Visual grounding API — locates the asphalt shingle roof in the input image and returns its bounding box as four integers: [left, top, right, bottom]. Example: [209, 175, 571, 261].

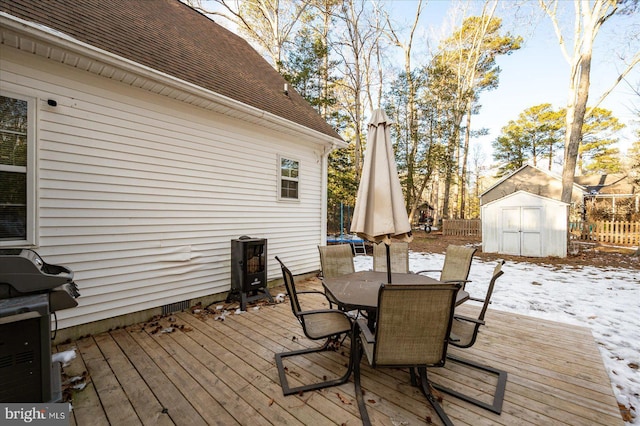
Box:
[574, 174, 637, 194]
[1, 0, 341, 140]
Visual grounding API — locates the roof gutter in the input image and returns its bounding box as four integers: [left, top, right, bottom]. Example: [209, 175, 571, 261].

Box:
[0, 13, 347, 149]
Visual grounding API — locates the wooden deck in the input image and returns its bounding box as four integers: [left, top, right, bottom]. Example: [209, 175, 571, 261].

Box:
[56, 278, 623, 426]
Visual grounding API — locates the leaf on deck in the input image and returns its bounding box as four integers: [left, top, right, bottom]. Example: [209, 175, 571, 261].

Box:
[336, 392, 352, 405]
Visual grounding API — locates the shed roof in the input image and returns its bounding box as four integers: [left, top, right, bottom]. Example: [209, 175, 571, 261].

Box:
[480, 164, 586, 205]
[0, 0, 342, 143]
[482, 189, 569, 208]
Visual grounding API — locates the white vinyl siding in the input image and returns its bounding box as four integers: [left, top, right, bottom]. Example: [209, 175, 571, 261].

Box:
[1, 47, 328, 329]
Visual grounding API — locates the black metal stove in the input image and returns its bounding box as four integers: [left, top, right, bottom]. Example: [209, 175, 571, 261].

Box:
[227, 236, 273, 311]
[0, 249, 80, 403]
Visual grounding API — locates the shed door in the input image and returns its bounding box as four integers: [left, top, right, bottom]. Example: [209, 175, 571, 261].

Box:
[520, 207, 542, 256]
[501, 208, 521, 255]
[500, 207, 542, 256]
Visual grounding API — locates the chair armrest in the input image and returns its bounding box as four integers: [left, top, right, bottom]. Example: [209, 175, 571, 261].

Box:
[453, 314, 485, 326]
[297, 290, 328, 296]
[468, 296, 486, 303]
[443, 278, 472, 290]
[297, 290, 334, 305]
[355, 318, 375, 343]
[415, 269, 442, 275]
[298, 308, 352, 323]
[298, 308, 349, 316]
[442, 279, 471, 284]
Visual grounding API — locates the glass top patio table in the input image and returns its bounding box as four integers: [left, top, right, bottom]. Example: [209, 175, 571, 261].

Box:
[322, 271, 469, 312]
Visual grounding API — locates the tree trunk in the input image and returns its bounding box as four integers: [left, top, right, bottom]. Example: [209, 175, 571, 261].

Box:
[321, 2, 331, 120]
[442, 125, 459, 219]
[459, 103, 472, 219]
[561, 50, 592, 205]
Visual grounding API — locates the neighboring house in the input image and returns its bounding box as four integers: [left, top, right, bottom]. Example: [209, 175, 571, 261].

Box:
[574, 174, 640, 220]
[480, 165, 586, 258]
[575, 173, 635, 195]
[0, 0, 345, 336]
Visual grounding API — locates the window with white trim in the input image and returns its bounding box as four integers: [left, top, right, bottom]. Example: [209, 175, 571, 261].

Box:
[1, 93, 34, 244]
[278, 156, 299, 200]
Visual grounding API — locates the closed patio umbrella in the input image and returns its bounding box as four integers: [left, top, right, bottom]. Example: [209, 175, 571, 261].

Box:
[350, 108, 412, 283]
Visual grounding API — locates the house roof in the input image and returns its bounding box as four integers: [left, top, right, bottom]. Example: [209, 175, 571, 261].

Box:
[0, 0, 343, 144]
[574, 174, 637, 195]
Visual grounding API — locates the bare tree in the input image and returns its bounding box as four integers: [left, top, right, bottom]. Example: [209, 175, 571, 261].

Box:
[431, 1, 521, 218]
[384, 0, 425, 216]
[332, 0, 384, 180]
[188, 0, 311, 71]
[470, 143, 488, 218]
[309, 0, 342, 119]
[539, 0, 639, 206]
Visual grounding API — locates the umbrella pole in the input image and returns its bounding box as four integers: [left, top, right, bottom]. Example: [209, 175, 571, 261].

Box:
[386, 243, 392, 284]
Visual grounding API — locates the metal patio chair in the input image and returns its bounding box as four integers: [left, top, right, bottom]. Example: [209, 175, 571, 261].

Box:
[274, 256, 355, 395]
[318, 244, 355, 278]
[372, 241, 409, 273]
[417, 244, 477, 289]
[353, 283, 461, 426]
[433, 260, 508, 414]
[318, 244, 356, 308]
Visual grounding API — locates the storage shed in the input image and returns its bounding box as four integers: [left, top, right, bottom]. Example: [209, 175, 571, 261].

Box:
[481, 191, 569, 257]
[480, 165, 585, 258]
[481, 165, 584, 207]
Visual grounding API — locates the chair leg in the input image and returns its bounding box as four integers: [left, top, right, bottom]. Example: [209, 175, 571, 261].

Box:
[360, 364, 452, 426]
[417, 367, 454, 426]
[409, 367, 419, 386]
[353, 334, 372, 426]
[432, 354, 507, 414]
[275, 337, 353, 396]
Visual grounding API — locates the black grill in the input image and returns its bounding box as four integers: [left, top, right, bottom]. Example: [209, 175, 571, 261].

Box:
[0, 249, 80, 403]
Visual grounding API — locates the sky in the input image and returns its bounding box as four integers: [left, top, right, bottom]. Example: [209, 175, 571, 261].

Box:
[203, 0, 639, 167]
[386, 0, 640, 165]
[352, 250, 640, 425]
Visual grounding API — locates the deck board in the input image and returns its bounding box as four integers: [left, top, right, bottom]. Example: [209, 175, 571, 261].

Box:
[109, 328, 208, 426]
[56, 278, 624, 426]
[175, 312, 344, 426]
[127, 324, 237, 426]
[75, 336, 142, 425]
[93, 332, 173, 426]
[56, 340, 109, 426]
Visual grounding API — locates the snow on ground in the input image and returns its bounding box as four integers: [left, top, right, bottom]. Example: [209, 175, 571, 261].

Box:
[353, 252, 639, 425]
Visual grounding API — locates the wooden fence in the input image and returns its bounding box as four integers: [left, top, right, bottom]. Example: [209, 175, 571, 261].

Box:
[440, 219, 638, 246]
[570, 220, 640, 246]
[442, 219, 482, 237]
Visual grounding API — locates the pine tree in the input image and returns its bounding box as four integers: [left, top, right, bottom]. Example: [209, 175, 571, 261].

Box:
[579, 108, 624, 174]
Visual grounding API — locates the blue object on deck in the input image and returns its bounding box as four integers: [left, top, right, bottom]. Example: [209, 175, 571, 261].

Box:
[326, 235, 364, 244]
[326, 234, 367, 256]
